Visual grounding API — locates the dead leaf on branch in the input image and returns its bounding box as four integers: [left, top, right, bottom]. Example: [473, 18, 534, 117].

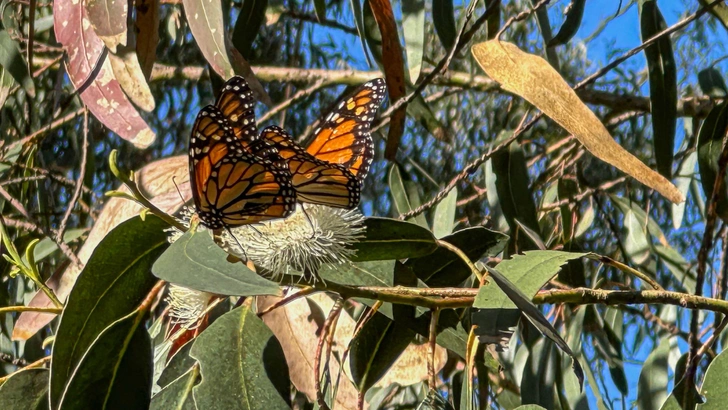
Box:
[471, 40, 684, 204]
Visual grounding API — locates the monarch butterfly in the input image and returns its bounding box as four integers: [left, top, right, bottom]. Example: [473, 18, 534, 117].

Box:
[260, 78, 387, 208]
[189, 102, 295, 230]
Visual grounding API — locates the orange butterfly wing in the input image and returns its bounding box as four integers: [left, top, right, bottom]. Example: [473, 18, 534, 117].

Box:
[189, 106, 295, 229]
[261, 126, 360, 208]
[306, 78, 386, 182]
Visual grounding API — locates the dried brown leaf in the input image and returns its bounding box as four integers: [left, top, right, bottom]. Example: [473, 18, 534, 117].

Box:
[471, 40, 683, 203]
[109, 46, 156, 112]
[134, 0, 159, 79]
[85, 0, 128, 52]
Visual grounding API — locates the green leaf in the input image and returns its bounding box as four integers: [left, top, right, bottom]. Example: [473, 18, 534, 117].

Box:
[318, 259, 396, 287]
[432, 188, 457, 238]
[0, 29, 34, 97]
[0, 368, 49, 410]
[152, 229, 280, 296]
[548, 0, 586, 46]
[349, 313, 416, 393]
[514, 406, 548, 410]
[401, 0, 424, 82]
[698, 101, 728, 222]
[699, 345, 728, 409]
[50, 216, 168, 407]
[58, 311, 153, 409]
[388, 165, 428, 228]
[699, 0, 728, 33]
[190, 305, 291, 409]
[653, 244, 696, 292]
[698, 67, 728, 98]
[151, 366, 198, 410]
[637, 337, 670, 410]
[482, 265, 584, 391]
[624, 207, 651, 265]
[672, 150, 697, 229]
[432, 0, 456, 50]
[406, 227, 508, 286]
[0, 66, 14, 109]
[640, 0, 677, 179]
[350, 217, 438, 262]
[313, 0, 326, 22]
[611, 195, 668, 245]
[491, 135, 540, 251]
[232, 0, 268, 59]
[407, 93, 451, 142]
[521, 339, 555, 408]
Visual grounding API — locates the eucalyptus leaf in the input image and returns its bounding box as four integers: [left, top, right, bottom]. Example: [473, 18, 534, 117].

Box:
[0, 368, 49, 410]
[350, 217, 438, 262]
[190, 305, 291, 409]
[152, 229, 280, 296]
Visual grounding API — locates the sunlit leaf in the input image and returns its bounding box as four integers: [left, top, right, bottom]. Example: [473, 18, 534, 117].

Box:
[432, 188, 457, 238]
[672, 149, 697, 229]
[182, 0, 234, 78]
[471, 40, 683, 203]
[401, 0, 425, 82]
[190, 305, 291, 409]
[152, 229, 281, 296]
[640, 0, 677, 179]
[637, 337, 670, 410]
[50, 216, 168, 407]
[389, 165, 428, 228]
[699, 345, 728, 409]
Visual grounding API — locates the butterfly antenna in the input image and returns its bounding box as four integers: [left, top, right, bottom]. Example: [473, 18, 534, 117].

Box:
[301, 204, 316, 239]
[224, 226, 248, 260]
[171, 176, 186, 206]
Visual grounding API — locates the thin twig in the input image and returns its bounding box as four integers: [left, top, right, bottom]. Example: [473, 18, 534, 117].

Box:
[428, 308, 440, 390]
[57, 108, 88, 242]
[258, 79, 327, 124]
[6, 108, 85, 153]
[314, 298, 343, 410]
[0, 305, 63, 315]
[257, 287, 317, 316]
[0, 185, 81, 266]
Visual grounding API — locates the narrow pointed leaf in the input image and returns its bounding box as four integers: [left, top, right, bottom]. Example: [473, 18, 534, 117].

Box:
[401, 0, 425, 82]
[640, 0, 677, 179]
[134, 0, 160, 79]
[0, 29, 34, 97]
[637, 337, 670, 410]
[698, 101, 728, 222]
[190, 305, 291, 409]
[350, 217, 438, 261]
[471, 40, 683, 203]
[672, 150, 697, 229]
[368, 0, 406, 160]
[548, 0, 586, 46]
[183, 0, 234, 78]
[432, 188, 457, 238]
[233, 0, 268, 59]
[313, 0, 326, 22]
[152, 229, 281, 296]
[318, 259, 396, 287]
[151, 366, 199, 410]
[50, 216, 168, 407]
[432, 0, 456, 49]
[389, 165, 428, 228]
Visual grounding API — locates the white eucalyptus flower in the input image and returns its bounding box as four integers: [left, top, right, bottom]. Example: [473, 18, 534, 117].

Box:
[166, 284, 213, 328]
[223, 204, 366, 279]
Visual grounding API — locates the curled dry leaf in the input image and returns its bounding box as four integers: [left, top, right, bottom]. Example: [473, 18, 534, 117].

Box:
[471, 40, 684, 204]
[12, 156, 190, 341]
[54, 0, 156, 148]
